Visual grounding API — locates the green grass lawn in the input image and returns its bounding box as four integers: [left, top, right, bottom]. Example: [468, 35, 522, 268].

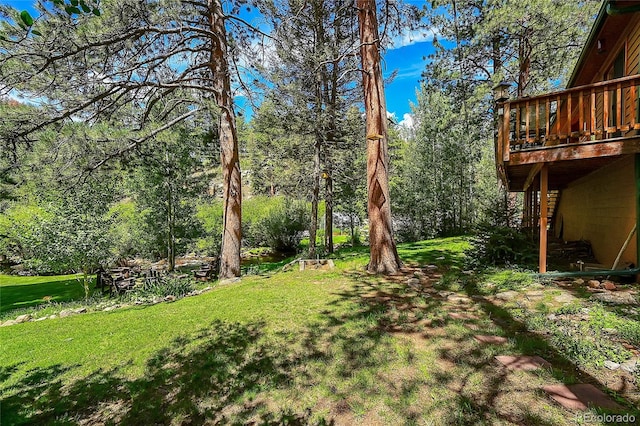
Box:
[1, 237, 637, 425]
[0, 274, 89, 315]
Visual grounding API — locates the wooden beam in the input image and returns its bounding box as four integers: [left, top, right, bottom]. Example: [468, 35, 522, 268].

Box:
[506, 138, 640, 166]
[539, 164, 548, 274]
[523, 163, 543, 191]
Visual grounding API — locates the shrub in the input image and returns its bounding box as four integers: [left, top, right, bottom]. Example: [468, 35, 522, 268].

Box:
[252, 198, 309, 252]
[466, 226, 537, 268]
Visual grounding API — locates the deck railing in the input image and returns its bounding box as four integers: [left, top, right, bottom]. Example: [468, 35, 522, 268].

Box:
[497, 74, 640, 163]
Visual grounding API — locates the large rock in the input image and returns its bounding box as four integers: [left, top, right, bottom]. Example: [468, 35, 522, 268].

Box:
[621, 359, 639, 374]
[604, 360, 620, 370]
[588, 280, 601, 289]
[59, 310, 74, 318]
[602, 280, 617, 291]
[591, 292, 637, 305]
[15, 314, 32, 323]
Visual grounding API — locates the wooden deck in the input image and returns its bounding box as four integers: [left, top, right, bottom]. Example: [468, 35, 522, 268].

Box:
[497, 75, 640, 191]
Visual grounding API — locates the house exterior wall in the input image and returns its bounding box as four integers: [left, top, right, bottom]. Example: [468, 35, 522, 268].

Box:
[554, 155, 636, 267]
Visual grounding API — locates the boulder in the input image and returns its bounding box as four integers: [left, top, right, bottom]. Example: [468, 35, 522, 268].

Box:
[588, 280, 601, 289]
[591, 292, 637, 305]
[59, 310, 74, 318]
[621, 359, 639, 374]
[603, 280, 617, 291]
[15, 314, 32, 323]
[604, 360, 620, 370]
[1, 320, 17, 327]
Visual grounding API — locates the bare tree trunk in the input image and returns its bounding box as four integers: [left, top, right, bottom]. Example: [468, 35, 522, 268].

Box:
[166, 151, 176, 272]
[167, 184, 175, 272]
[209, 0, 241, 278]
[325, 161, 333, 253]
[357, 0, 402, 274]
[350, 214, 356, 247]
[309, 136, 321, 258]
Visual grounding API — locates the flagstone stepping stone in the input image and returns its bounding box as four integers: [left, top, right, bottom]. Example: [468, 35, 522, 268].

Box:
[553, 292, 578, 304]
[542, 384, 624, 411]
[524, 291, 545, 299]
[495, 291, 519, 301]
[474, 335, 508, 344]
[495, 355, 551, 370]
[449, 312, 479, 320]
[447, 294, 472, 304]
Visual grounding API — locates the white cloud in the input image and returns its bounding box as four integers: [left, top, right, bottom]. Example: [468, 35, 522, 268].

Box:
[389, 27, 438, 49]
[398, 113, 414, 129]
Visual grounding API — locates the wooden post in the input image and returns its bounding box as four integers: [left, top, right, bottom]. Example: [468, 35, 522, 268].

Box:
[535, 100, 540, 142]
[526, 100, 530, 141]
[545, 98, 550, 140]
[503, 103, 511, 161]
[616, 83, 622, 130]
[631, 84, 637, 129]
[566, 94, 572, 141]
[539, 164, 549, 273]
[556, 95, 561, 137]
[579, 90, 584, 136]
[591, 89, 596, 138]
[636, 154, 640, 269]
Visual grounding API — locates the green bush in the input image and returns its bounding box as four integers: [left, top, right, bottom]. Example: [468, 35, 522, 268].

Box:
[196, 196, 310, 253]
[252, 198, 309, 253]
[466, 226, 537, 268]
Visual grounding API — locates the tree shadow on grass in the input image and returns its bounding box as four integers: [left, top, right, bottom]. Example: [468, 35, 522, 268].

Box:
[442, 278, 640, 423]
[335, 265, 640, 424]
[1, 320, 333, 425]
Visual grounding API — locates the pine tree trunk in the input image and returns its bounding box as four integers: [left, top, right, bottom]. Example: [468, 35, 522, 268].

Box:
[357, 0, 402, 274]
[325, 164, 333, 253]
[168, 193, 175, 272]
[209, 0, 241, 278]
[309, 136, 321, 258]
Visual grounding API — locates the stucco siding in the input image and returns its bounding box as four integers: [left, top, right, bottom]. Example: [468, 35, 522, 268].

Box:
[554, 156, 636, 267]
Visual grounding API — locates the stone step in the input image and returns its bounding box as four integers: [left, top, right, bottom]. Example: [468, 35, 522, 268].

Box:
[542, 384, 624, 411]
[474, 335, 508, 344]
[495, 355, 551, 371]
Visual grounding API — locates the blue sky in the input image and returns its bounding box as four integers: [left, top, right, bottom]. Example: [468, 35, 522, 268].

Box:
[384, 41, 432, 122]
[3, 0, 432, 122]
